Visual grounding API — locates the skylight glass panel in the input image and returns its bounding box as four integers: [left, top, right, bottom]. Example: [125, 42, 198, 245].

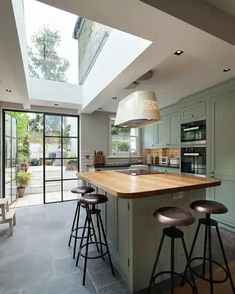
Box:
[24, 0, 78, 84]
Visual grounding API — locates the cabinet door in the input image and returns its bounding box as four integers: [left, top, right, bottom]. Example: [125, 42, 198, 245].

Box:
[158, 115, 170, 146]
[142, 125, 154, 148]
[170, 112, 180, 146]
[181, 100, 206, 121]
[208, 94, 235, 228]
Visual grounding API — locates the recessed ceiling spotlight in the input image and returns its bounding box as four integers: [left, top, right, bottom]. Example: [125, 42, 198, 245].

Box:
[5, 89, 12, 93]
[112, 96, 117, 100]
[98, 107, 102, 110]
[54, 103, 59, 106]
[223, 68, 231, 72]
[174, 50, 184, 56]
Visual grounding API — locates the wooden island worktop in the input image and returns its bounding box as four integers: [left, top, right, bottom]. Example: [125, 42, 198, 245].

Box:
[78, 170, 221, 198]
[77, 170, 221, 292]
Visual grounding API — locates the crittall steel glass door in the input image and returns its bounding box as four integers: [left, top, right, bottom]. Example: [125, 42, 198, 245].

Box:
[4, 113, 17, 204]
[43, 114, 80, 203]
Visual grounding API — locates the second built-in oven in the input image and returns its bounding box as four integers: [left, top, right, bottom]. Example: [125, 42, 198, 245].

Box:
[181, 147, 206, 176]
[181, 119, 206, 145]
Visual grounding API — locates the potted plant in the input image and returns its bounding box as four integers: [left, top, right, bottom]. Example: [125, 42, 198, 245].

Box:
[17, 171, 32, 198]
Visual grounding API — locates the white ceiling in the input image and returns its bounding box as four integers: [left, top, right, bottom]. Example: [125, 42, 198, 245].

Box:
[1, 0, 235, 113]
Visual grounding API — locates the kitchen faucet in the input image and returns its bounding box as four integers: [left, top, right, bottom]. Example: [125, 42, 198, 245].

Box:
[129, 148, 137, 164]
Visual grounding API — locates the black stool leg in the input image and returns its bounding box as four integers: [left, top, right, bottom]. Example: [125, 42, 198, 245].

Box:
[82, 210, 91, 285]
[96, 212, 104, 259]
[181, 236, 198, 294]
[68, 201, 79, 247]
[98, 212, 115, 276]
[90, 215, 100, 253]
[207, 215, 213, 294]
[171, 235, 175, 294]
[147, 233, 165, 294]
[73, 202, 81, 259]
[215, 224, 235, 293]
[202, 221, 208, 277]
[181, 221, 201, 285]
[76, 213, 88, 266]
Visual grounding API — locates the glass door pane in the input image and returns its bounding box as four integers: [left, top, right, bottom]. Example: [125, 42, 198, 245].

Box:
[43, 114, 79, 203]
[4, 113, 17, 204]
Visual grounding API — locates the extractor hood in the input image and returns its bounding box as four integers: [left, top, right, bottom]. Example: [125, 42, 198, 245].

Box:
[115, 90, 160, 128]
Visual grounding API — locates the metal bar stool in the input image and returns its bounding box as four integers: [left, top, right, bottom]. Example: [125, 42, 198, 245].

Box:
[76, 193, 115, 285]
[182, 200, 235, 294]
[68, 186, 97, 259]
[148, 207, 197, 294]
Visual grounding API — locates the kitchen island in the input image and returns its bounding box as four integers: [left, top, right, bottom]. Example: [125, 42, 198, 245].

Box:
[78, 171, 221, 292]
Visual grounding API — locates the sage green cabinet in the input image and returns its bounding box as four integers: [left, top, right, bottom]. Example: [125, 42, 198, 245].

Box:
[141, 105, 180, 148]
[150, 165, 180, 174]
[207, 92, 235, 228]
[158, 114, 170, 146]
[180, 97, 206, 122]
[141, 124, 158, 148]
[158, 108, 180, 147]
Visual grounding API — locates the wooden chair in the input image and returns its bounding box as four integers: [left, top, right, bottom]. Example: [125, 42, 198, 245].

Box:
[0, 199, 16, 236]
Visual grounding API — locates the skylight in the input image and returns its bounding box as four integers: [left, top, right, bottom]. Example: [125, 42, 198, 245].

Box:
[24, 0, 78, 84]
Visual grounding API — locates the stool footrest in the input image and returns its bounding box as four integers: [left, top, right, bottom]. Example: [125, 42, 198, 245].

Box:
[189, 257, 228, 283]
[71, 226, 95, 240]
[79, 241, 108, 260]
[153, 270, 196, 293]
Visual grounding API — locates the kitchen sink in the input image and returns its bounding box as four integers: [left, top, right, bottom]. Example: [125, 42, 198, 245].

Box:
[115, 169, 165, 176]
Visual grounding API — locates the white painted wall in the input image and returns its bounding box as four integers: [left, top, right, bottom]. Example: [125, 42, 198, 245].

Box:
[82, 29, 151, 110]
[80, 111, 110, 154]
[28, 78, 83, 106]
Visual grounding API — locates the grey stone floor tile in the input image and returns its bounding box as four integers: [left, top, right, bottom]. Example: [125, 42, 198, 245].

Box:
[0, 252, 55, 293]
[54, 256, 78, 277]
[87, 257, 121, 289]
[98, 280, 131, 294]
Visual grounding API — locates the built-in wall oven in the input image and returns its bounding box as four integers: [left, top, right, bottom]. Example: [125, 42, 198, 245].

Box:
[181, 147, 206, 175]
[181, 119, 206, 176]
[181, 119, 206, 145]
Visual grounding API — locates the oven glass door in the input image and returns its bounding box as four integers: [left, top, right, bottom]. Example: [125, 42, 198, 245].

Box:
[181, 147, 206, 175]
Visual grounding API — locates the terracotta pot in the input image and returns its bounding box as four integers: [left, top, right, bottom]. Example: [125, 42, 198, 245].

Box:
[17, 187, 25, 198]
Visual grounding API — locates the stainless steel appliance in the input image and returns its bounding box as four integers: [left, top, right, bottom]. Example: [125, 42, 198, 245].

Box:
[181, 119, 206, 145]
[159, 156, 169, 165]
[181, 147, 206, 176]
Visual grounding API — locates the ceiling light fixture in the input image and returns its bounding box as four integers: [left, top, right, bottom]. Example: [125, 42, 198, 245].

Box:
[112, 96, 117, 100]
[115, 90, 160, 128]
[223, 68, 231, 72]
[5, 89, 12, 92]
[174, 50, 184, 56]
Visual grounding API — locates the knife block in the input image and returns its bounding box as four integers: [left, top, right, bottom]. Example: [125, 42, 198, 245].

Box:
[94, 155, 105, 166]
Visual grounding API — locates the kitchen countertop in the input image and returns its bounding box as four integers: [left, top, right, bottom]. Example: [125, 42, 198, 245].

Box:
[87, 164, 179, 169]
[78, 171, 220, 199]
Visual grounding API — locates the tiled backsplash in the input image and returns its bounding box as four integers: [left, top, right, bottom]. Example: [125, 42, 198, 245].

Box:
[142, 148, 180, 158]
[80, 150, 146, 171]
[80, 148, 179, 171]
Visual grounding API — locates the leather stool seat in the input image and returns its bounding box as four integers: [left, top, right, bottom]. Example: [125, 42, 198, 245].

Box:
[190, 200, 228, 214]
[154, 207, 194, 227]
[79, 194, 108, 205]
[71, 186, 94, 194]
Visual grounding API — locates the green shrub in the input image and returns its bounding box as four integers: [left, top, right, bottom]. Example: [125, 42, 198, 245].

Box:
[17, 171, 32, 187]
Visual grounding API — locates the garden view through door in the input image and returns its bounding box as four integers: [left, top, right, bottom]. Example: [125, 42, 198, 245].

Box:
[43, 114, 80, 203]
[3, 111, 80, 206]
[4, 113, 17, 204]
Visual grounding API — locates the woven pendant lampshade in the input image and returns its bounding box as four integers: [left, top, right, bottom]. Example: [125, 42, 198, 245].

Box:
[115, 90, 160, 128]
